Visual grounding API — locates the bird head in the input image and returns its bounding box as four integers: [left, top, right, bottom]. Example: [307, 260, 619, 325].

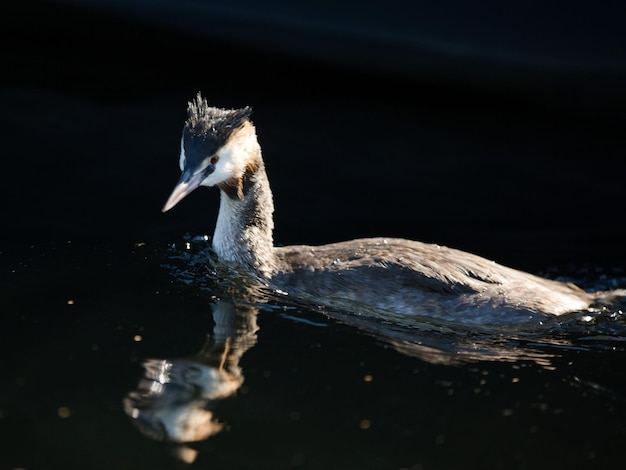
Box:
[162, 93, 255, 212]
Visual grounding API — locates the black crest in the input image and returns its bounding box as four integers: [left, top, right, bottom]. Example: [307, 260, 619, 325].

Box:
[185, 92, 252, 142]
[181, 93, 253, 172]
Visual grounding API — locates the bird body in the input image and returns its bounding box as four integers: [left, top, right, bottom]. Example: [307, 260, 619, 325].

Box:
[271, 238, 593, 325]
[163, 94, 623, 327]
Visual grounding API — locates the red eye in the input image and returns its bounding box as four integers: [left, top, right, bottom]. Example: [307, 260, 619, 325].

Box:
[210, 156, 219, 165]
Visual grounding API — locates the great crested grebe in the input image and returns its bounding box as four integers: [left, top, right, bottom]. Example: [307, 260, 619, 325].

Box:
[163, 93, 624, 327]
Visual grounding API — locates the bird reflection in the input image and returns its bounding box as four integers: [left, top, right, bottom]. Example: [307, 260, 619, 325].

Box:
[315, 302, 626, 368]
[311, 306, 564, 367]
[123, 300, 258, 449]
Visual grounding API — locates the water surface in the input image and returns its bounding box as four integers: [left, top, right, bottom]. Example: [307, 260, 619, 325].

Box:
[3, 239, 626, 469]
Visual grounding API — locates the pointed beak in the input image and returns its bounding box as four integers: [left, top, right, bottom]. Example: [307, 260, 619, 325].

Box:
[162, 171, 207, 212]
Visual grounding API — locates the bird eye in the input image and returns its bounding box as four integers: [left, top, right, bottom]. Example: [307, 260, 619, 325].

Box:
[210, 156, 219, 165]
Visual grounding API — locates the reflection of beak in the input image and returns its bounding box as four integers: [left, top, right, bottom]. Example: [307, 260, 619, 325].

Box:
[162, 171, 207, 212]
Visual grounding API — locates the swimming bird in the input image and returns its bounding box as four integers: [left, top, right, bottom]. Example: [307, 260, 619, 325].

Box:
[162, 93, 624, 327]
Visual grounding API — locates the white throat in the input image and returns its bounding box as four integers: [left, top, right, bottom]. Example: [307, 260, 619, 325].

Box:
[213, 194, 247, 261]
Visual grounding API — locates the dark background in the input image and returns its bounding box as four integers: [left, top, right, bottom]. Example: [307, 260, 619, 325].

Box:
[2, 3, 626, 469]
[3, 0, 626, 268]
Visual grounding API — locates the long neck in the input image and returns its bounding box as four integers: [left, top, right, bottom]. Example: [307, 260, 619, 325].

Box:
[212, 160, 276, 278]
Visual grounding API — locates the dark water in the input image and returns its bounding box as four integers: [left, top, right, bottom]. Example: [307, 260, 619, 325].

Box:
[4, 239, 626, 469]
[3, 1, 626, 469]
